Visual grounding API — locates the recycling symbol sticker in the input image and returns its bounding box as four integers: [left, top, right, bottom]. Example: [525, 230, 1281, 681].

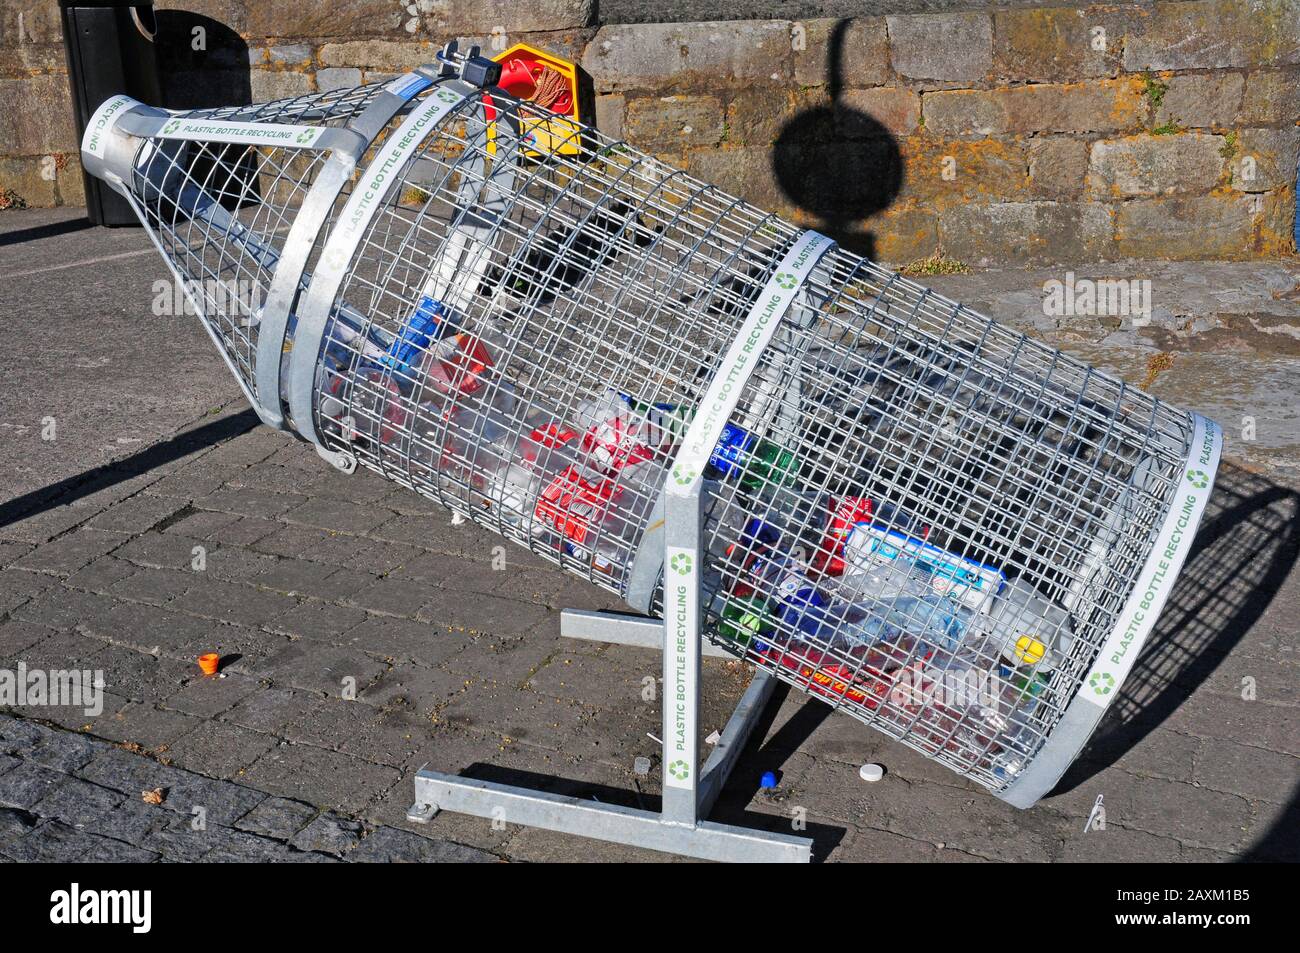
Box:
[162, 119, 182, 135]
[1187, 469, 1209, 489]
[670, 553, 693, 575]
[668, 760, 690, 781]
[672, 465, 696, 486]
[775, 272, 797, 290]
[436, 88, 460, 104]
[295, 129, 315, 144]
[1090, 672, 1116, 696]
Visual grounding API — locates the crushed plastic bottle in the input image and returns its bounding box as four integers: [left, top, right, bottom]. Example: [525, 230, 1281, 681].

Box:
[843, 522, 1004, 611]
[534, 459, 665, 575]
[833, 560, 975, 655]
[573, 390, 680, 475]
[475, 417, 582, 532]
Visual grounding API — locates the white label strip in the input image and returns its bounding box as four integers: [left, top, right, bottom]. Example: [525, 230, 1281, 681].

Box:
[666, 230, 836, 497]
[1080, 414, 1222, 708]
[385, 73, 433, 100]
[288, 84, 471, 448]
[663, 545, 699, 790]
[327, 86, 466, 264]
[81, 94, 136, 156]
[155, 116, 328, 149]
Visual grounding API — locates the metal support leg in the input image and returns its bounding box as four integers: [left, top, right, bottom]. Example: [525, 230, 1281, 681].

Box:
[698, 668, 778, 817]
[406, 472, 812, 862]
[559, 609, 734, 658]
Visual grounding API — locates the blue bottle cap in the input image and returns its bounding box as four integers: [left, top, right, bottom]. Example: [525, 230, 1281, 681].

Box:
[759, 770, 778, 789]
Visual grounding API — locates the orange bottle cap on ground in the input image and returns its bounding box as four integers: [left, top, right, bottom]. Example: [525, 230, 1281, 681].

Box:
[197, 653, 220, 676]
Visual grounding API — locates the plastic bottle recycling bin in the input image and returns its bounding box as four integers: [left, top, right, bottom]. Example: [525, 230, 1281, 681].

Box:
[77, 44, 1222, 808]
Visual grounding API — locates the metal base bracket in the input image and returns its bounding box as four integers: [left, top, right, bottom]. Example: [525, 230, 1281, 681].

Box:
[410, 768, 809, 863]
[408, 613, 811, 858]
[559, 608, 734, 658]
[409, 485, 812, 862]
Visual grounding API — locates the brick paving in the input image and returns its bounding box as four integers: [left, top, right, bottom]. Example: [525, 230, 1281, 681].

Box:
[1, 209, 1297, 861]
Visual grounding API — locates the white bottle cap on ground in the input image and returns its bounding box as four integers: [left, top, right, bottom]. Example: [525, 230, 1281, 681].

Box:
[859, 763, 885, 782]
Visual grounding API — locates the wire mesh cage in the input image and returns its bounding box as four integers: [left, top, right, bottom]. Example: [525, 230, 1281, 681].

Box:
[80, 44, 1223, 807]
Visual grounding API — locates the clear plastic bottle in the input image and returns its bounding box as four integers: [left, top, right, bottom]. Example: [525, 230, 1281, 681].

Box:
[473, 414, 582, 533]
[833, 561, 976, 656]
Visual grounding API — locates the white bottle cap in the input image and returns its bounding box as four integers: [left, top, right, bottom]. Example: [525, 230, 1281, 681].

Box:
[859, 763, 885, 782]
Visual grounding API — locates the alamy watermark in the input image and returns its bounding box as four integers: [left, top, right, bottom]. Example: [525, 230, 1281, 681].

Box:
[0, 664, 104, 716]
[152, 277, 263, 322]
[1043, 271, 1152, 326]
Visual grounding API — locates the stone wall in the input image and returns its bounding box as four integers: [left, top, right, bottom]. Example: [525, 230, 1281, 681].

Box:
[2, 0, 1297, 264]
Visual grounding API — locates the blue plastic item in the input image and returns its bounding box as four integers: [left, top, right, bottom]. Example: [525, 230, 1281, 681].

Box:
[381, 295, 445, 383]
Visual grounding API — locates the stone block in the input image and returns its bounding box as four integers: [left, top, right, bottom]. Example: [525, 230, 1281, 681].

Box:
[1124, 0, 1300, 71]
[887, 12, 992, 83]
[593, 93, 624, 140]
[923, 80, 1145, 137]
[625, 95, 724, 151]
[894, 136, 1030, 208]
[1114, 194, 1256, 258]
[582, 21, 793, 91]
[0, 0, 63, 47]
[1232, 127, 1300, 191]
[1239, 68, 1300, 123]
[683, 145, 789, 214]
[1087, 132, 1227, 197]
[249, 69, 314, 103]
[865, 204, 938, 265]
[725, 87, 797, 147]
[0, 74, 77, 155]
[1156, 72, 1245, 129]
[267, 43, 313, 66]
[0, 156, 57, 209]
[837, 87, 921, 138]
[1027, 137, 1090, 197]
[992, 6, 1132, 81]
[318, 39, 435, 69]
[938, 201, 1115, 265]
[792, 17, 890, 88]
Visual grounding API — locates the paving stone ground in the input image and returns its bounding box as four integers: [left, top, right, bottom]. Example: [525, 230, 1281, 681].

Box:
[1, 209, 1297, 862]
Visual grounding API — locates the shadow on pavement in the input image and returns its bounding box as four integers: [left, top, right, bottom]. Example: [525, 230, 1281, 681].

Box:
[0, 217, 95, 248]
[1054, 462, 1300, 830]
[457, 682, 847, 862]
[0, 409, 260, 531]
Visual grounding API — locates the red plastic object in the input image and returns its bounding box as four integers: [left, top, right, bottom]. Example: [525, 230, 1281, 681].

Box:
[423, 333, 494, 395]
[814, 495, 873, 575]
[535, 465, 623, 545]
[498, 58, 539, 99]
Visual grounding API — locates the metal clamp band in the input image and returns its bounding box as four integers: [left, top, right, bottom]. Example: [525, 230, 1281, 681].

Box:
[998, 412, 1223, 807]
[286, 79, 484, 465]
[665, 230, 837, 498]
[251, 70, 437, 431]
[624, 230, 836, 612]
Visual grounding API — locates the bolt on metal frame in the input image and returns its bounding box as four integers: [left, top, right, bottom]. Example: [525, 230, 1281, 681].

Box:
[80, 39, 1223, 858]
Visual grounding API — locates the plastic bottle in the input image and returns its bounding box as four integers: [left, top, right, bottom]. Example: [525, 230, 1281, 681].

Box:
[572, 390, 681, 475]
[842, 522, 1003, 612]
[534, 458, 665, 575]
[706, 421, 797, 491]
[833, 562, 975, 656]
[474, 417, 582, 532]
[976, 577, 1075, 672]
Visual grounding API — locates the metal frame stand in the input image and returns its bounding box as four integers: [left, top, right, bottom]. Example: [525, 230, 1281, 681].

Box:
[407, 488, 812, 863]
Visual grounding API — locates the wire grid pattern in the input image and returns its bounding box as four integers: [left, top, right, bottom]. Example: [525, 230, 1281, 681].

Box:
[126, 80, 1197, 792]
[131, 83, 391, 404]
[303, 86, 1194, 791]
